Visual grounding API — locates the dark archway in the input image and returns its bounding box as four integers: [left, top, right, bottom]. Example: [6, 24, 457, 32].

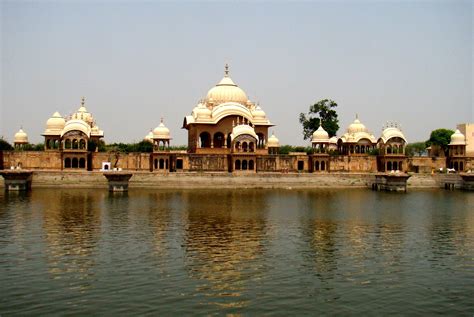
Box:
[213, 132, 225, 148]
[199, 132, 211, 148]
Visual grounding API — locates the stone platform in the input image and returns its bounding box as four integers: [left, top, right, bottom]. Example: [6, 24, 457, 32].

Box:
[0, 170, 33, 191]
[372, 173, 411, 192]
[103, 172, 133, 192]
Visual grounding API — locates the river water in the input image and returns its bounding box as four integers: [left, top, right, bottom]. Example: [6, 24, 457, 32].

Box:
[0, 188, 473, 315]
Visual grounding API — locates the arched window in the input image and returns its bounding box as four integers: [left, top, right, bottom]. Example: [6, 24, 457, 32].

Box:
[249, 160, 254, 170]
[460, 161, 464, 171]
[387, 161, 392, 171]
[72, 158, 79, 168]
[72, 139, 79, 149]
[393, 161, 398, 170]
[242, 142, 248, 152]
[242, 160, 248, 170]
[454, 162, 459, 171]
[321, 161, 326, 171]
[387, 146, 392, 154]
[65, 158, 71, 168]
[159, 159, 164, 169]
[154, 159, 158, 169]
[54, 140, 59, 149]
[199, 132, 211, 148]
[79, 139, 86, 149]
[65, 139, 71, 149]
[79, 158, 86, 168]
[355, 145, 360, 153]
[315, 161, 319, 171]
[235, 160, 241, 170]
[213, 132, 225, 148]
[249, 142, 255, 152]
[399, 161, 403, 171]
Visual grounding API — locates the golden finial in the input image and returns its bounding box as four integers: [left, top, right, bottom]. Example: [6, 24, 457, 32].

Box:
[81, 96, 85, 106]
[356, 113, 359, 120]
[224, 63, 229, 77]
[160, 117, 164, 123]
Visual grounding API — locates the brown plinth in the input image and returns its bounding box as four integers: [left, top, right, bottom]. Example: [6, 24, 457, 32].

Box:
[372, 173, 411, 192]
[460, 173, 474, 191]
[0, 170, 33, 191]
[103, 172, 133, 192]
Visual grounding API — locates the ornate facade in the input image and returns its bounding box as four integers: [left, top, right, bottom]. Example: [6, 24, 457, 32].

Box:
[6, 65, 474, 174]
[41, 97, 104, 170]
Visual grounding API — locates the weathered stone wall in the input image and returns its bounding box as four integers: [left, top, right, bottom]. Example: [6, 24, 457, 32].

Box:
[2, 151, 62, 170]
[329, 155, 377, 172]
[188, 154, 228, 171]
[408, 157, 446, 173]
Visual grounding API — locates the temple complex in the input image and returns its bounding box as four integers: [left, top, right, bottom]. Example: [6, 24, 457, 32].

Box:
[1, 65, 473, 174]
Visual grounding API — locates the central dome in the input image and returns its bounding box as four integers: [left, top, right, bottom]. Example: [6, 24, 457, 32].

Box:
[206, 65, 248, 106]
[347, 115, 369, 134]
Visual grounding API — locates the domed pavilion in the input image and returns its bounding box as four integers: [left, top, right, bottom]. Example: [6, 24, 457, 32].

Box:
[183, 64, 274, 155]
[42, 97, 104, 169]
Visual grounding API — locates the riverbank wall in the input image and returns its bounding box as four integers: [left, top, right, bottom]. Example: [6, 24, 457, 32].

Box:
[0, 170, 449, 189]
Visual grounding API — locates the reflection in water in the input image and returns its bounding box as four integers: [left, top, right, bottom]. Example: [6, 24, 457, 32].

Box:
[42, 190, 103, 291]
[0, 188, 473, 315]
[181, 190, 268, 310]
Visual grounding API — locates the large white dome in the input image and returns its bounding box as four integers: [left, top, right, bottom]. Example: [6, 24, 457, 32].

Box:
[347, 117, 369, 134]
[206, 65, 248, 106]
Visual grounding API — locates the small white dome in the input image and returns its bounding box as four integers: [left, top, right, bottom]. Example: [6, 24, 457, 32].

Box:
[192, 103, 212, 119]
[449, 129, 466, 146]
[71, 97, 94, 124]
[379, 126, 407, 144]
[144, 130, 153, 142]
[44, 111, 66, 135]
[14, 128, 28, 144]
[312, 125, 329, 142]
[252, 106, 266, 119]
[329, 136, 338, 144]
[153, 119, 171, 139]
[61, 119, 91, 137]
[230, 124, 258, 141]
[267, 133, 280, 147]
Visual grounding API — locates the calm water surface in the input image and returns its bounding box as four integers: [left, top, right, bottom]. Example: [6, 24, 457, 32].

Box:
[0, 188, 473, 315]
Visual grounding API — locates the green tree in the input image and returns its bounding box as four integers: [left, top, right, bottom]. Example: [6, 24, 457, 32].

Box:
[425, 129, 454, 156]
[0, 138, 13, 151]
[134, 140, 153, 153]
[405, 142, 427, 157]
[299, 99, 339, 140]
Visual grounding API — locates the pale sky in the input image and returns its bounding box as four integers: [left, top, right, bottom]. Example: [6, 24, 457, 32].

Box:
[1, 0, 472, 146]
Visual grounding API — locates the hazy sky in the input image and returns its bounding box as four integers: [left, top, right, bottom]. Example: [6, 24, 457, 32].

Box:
[1, 0, 472, 146]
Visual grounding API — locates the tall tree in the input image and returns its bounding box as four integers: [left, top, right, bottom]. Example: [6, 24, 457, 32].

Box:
[299, 99, 339, 140]
[425, 128, 454, 156]
[0, 138, 13, 151]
